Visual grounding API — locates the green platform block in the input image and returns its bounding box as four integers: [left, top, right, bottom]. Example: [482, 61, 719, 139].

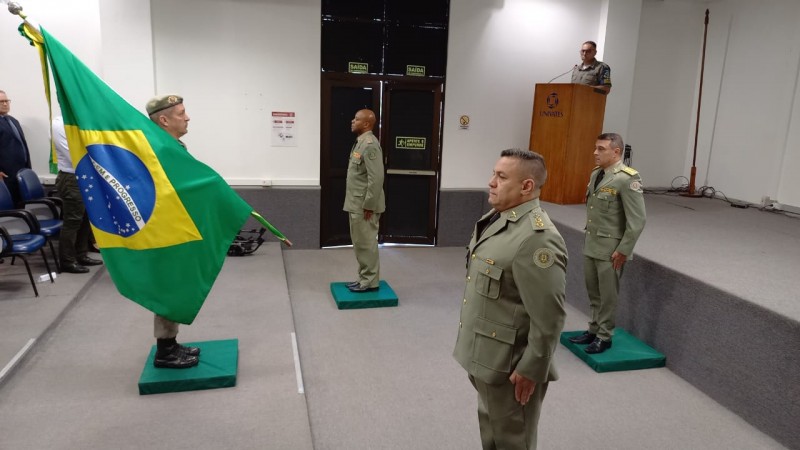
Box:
[560, 329, 665, 373]
[138, 339, 238, 395]
[330, 280, 398, 310]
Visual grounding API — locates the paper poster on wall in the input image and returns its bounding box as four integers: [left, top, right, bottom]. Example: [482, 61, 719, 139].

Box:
[271, 111, 297, 147]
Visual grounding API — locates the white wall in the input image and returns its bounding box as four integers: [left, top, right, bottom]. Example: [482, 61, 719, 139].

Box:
[600, 0, 643, 138]
[0, 0, 102, 175]
[701, 0, 800, 206]
[629, 0, 800, 208]
[441, 0, 605, 189]
[7, 0, 797, 208]
[150, 0, 321, 186]
[98, 0, 155, 110]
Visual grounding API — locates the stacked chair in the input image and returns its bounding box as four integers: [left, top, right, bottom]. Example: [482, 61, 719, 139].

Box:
[0, 181, 55, 297]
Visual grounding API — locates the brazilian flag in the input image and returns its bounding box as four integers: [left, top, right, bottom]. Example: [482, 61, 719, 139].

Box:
[32, 27, 254, 324]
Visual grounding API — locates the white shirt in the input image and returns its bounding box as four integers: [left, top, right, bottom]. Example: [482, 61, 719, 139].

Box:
[51, 116, 73, 173]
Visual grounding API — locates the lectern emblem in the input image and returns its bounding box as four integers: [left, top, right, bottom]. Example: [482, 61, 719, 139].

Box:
[546, 93, 559, 109]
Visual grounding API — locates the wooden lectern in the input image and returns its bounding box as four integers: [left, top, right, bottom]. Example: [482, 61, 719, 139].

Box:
[529, 83, 606, 204]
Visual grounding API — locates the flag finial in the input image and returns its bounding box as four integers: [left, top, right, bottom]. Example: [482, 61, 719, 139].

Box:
[7, 2, 27, 19]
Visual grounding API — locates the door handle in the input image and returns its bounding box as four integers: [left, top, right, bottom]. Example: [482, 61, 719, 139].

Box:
[386, 169, 436, 176]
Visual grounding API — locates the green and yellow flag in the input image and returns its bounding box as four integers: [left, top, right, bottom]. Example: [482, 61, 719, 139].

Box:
[28, 26, 260, 324]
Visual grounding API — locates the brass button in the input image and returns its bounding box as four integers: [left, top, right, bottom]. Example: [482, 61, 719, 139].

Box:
[466, 276, 471, 282]
[588, 219, 592, 223]
[590, 206, 594, 209]
[491, 331, 496, 337]
[463, 298, 467, 304]
[459, 321, 462, 328]
[485, 269, 490, 274]
[471, 254, 476, 259]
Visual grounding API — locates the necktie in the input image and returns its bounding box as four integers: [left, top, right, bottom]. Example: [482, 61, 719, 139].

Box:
[478, 212, 501, 238]
[593, 170, 605, 191]
[3, 116, 27, 164]
[4, 116, 22, 143]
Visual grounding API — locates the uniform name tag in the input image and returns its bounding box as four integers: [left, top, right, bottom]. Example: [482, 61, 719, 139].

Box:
[599, 187, 617, 195]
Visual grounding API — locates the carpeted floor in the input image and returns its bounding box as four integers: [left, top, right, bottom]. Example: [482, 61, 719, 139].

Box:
[1, 190, 796, 449]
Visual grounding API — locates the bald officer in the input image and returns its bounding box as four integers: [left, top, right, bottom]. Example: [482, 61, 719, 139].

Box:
[343, 109, 385, 293]
[454, 149, 567, 450]
[145, 94, 200, 369]
[569, 133, 646, 354]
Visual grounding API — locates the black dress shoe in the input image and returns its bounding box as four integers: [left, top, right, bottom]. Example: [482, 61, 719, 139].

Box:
[77, 256, 103, 266]
[585, 338, 612, 354]
[154, 345, 199, 369]
[61, 263, 90, 274]
[345, 281, 360, 288]
[348, 284, 379, 293]
[179, 344, 201, 356]
[568, 331, 597, 345]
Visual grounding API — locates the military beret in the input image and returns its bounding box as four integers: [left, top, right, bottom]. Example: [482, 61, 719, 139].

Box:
[145, 94, 183, 115]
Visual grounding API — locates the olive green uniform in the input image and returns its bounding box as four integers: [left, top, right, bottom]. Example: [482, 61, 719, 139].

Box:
[343, 130, 385, 288]
[454, 199, 567, 450]
[583, 161, 646, 341]
[571, 59, 612, 88]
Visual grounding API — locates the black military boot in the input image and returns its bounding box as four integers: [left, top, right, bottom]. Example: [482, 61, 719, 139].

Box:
[154, 338, 199, 369]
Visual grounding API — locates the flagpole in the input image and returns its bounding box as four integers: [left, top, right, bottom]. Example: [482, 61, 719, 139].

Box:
[251, 211, 293, 247]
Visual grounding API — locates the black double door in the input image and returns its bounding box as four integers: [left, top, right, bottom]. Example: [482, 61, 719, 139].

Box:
[320, 74, 443, 247]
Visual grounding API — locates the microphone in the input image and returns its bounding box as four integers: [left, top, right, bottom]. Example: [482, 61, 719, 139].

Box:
[547, 65, 577, 83]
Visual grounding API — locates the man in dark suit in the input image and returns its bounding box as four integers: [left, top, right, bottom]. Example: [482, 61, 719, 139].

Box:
[0, 90, 32, 207]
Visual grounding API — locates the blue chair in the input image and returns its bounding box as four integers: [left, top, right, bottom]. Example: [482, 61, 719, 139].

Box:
[15, 168, 63, 272]
[0, 221, 54, 298]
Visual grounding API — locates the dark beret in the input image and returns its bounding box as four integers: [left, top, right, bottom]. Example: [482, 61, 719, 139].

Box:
[145, 94, 183, 115]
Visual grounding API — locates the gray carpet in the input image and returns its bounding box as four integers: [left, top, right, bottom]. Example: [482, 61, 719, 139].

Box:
[0, 245, 312, 450]
[0, 236, 793, 449]
[284, 246, 786, 450]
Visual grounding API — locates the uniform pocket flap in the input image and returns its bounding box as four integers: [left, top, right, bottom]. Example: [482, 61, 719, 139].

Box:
[473, 258, 502, 281]
[473, 317, 516, 345]
[597, 228, 622, 239]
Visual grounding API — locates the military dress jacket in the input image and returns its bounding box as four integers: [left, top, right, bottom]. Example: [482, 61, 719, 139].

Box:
[584, 161, 646, 260]
[453, 198, 567, 385]
[343, 130, 385, 214]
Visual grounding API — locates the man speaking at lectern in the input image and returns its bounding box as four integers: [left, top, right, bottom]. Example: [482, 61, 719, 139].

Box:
[571, 41, 612, 94]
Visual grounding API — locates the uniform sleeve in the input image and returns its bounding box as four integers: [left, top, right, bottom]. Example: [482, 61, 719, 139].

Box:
[362, 142, 384, 211]
[512, 234, 567, 382]
[616, 174, 646, 256]
[600, 64, 612, 87]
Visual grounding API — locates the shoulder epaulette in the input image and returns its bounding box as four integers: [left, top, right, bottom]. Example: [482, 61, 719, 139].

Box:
[622, 166, 638, 176]
[529, 208, 552, 231]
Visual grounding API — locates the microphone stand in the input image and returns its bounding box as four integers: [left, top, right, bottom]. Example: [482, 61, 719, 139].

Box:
[684, 9, 709, 198]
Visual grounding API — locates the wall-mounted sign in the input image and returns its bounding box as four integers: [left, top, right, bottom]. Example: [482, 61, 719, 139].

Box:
[459, 115, 470, 130]
[396, 136, 426, 150]
[406, 65, 426, 77]
[271, 111, 297, 147]
[348, 62, 368, 74]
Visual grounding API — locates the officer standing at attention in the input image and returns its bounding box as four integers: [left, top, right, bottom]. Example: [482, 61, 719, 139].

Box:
[145, 94, 201, 369]
[569, 133, 646, 354]
[343, 109, 385, 293]
[571, 41, 612, 94]
[454, 149, 567, 450]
